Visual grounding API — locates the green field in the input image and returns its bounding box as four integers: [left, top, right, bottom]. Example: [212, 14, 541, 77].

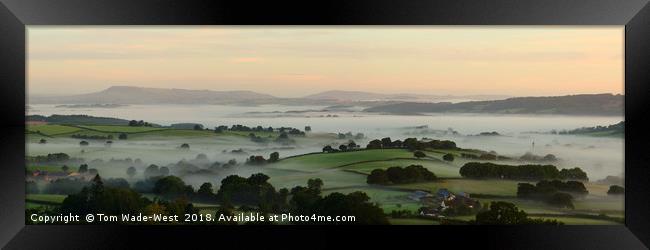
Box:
[265, 168, 367, 190]
[128, 129, 217, 138]
[396, 179, 525, 197]
[340, 158, 461, 178]
[271, 149, 417, 171]
[27, 124, 83, 136]
[27, 165, 77, 173]
[78, 125, 167, 133]
[26, 194, 67, 204]
[224, 130, 279, 138]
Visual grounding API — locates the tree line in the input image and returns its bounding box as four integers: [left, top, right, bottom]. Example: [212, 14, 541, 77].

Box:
[459, 162, 588, 180]
[34, 173, 389, 225]
[367, 165, 437, 185]
[517, 180, 589, 209]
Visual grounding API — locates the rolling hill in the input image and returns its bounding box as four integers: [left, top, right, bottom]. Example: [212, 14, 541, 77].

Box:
[363, 94, 623, 116]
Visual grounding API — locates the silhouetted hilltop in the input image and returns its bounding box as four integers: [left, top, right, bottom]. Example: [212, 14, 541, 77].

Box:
[303, 90, 509, 102]
[364, 94, 623, 116]
[30, 86, 277, 104]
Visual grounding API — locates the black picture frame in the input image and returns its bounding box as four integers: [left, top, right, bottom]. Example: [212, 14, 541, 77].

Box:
[1, 0, 649, 249]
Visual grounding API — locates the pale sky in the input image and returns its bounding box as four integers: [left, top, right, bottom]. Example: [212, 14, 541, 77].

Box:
[28, 26, 624, 97]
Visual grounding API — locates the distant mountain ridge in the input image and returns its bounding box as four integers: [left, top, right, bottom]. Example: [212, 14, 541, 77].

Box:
[30, 86, 277, 105]
[364, 94, 623, 116]
[29, 86, 510, 105]
[29, 86, 623, 116]
[303, 90, 510, 102]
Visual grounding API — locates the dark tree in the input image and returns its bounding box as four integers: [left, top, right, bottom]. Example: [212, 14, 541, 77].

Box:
[159, 167, 170, 176]
[118, 133, 128, 140]
[104, 178, 130, 189]
[79, 141, 89, 146]
[269, 152, 280, 162]
[39, 139, 47, 144]
[607, 185, 625, 195]
[305, 126, 311, 132]
[367, 165, 436, 185]
[126, 166, 136, 178]
[193, 124, 204, 130]
[347, 141, 357, 149]
[381, 137, 392, 148]
[322, 145, 334, 153]
[180, 143, 190, 150]
[413, 151, 426, 158]
[61, 165, 70, 173]
[144, 164, 160, 179]
[474, 201, 529, 225]
[197, 182, 214, 196]
[153, 176, 191, 197]
[366, 139, 383, 149]
[78, 164, 88, 173]
[558, 167, 588, 180]
[366, 169, 389, 185]
[443, 153, 455, 162]
[307, 178, 324, 193]
[546, 192, 574, 209]
[338, 145, 348, 151]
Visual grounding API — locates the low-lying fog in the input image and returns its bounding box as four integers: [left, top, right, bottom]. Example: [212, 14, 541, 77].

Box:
[28, 104, 624, 186]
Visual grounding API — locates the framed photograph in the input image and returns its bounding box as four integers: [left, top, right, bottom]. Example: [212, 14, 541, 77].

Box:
[1, 0, 649, 249]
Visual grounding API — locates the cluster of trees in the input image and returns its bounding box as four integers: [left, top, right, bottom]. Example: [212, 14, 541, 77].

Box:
[607, 185, 625, 195]
[168, 123, 204, 130]
[71, 134, 114, 140]
[118, 133, 128, 140]
[559, 168, 589, 181]
[56, 175, 199, 224]
[249, 133, 270, 143]
[459, 162, 588, 181]
[287, 178, 388, 224]
[477, 131, 500, 136]
[152, 176, 195, 198]
[517, 180, 588, 209]
[519, 152, 558, 162]
[461, 152, 510, 161]
[472, 201, 563, 225]
[143, 164, 171, 179]
[322, 141, 359, 153]
[214, 125, 305, 136]
[41, 178, 89, 194]
[557, 121, 624, 136]
[366, 137, 457, 151]
[27, 153, 72, 164]
[215, 173, 287, 212]
[128, 120, 153, 127]
[337, 132, 365, 140]
[35, 171, 390, 225]
[36, 174, 127, 195]
[245, 152, 280, 165]
[274, 132, 295, 145]
[367, 165, 437, 185]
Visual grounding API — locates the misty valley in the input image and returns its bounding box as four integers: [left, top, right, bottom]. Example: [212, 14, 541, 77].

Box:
[25, 95, 624, 225]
